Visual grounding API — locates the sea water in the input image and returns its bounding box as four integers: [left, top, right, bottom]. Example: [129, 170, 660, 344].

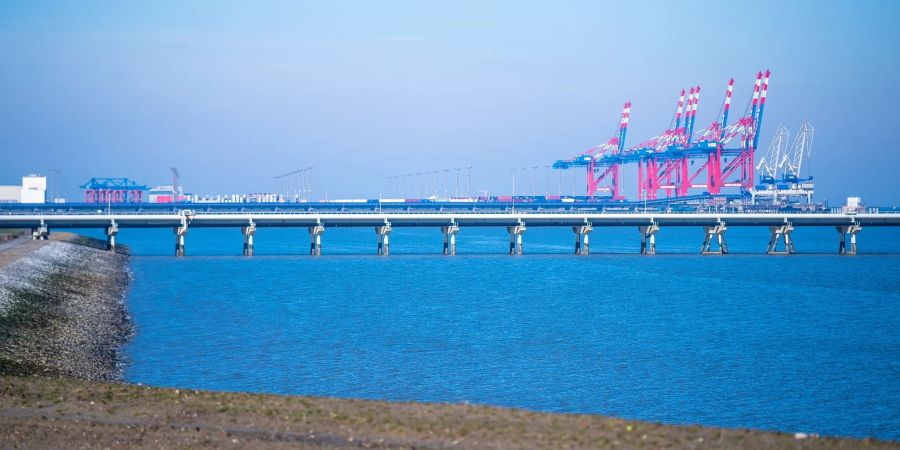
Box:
[76, 225, 900, 439]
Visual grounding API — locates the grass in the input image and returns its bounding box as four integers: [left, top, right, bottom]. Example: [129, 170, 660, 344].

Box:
[1, 375, 896, 449]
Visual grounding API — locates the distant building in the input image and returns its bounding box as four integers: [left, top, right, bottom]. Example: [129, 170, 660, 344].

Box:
[0, 186, 19, 203]
[843, 197, 865, 214]
[0, 174, 47, 203]
[186, 193, 283, 203]
[149, 185, 174, 203]
[148, 184, 187, 203]
[21, 175, 47, 203]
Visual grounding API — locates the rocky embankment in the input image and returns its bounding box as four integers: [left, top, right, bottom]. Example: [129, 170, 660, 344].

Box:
[0, 234, 131, 380]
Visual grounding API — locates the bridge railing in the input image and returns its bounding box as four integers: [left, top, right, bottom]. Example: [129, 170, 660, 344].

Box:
[2, 209, 894, 217]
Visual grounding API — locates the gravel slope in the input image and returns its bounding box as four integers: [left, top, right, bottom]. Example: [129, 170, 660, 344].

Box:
[0, 235, 131, 380]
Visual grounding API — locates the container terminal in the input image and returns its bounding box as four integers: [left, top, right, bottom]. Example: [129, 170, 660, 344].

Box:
[0, 70, 883, 216]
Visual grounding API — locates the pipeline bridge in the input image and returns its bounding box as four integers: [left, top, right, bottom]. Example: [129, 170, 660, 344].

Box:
[3, 211, 897, 256]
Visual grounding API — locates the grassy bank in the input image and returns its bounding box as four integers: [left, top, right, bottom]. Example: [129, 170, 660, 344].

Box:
[2, 375, 896, 449]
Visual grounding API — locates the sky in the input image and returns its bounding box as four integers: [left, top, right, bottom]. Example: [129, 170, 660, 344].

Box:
[1, 0, 899, 204]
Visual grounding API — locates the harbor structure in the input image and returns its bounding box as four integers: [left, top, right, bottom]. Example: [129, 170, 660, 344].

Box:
[553, 70, 814, 205]
[553, 72, 766, 200]
[80, 178, 149, 204]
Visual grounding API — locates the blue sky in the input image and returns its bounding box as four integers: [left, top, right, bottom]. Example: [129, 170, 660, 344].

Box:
[1, 1, 898, 204]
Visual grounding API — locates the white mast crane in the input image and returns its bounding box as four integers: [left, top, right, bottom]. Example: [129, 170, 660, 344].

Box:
[779, 120, 814, 182]
[756, 123, 789, 183]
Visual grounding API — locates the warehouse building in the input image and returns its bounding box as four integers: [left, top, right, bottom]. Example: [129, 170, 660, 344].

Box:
[0, 175, 46, 203]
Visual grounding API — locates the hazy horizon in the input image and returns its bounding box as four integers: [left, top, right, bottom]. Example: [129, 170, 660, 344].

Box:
[2, 1, 898, 204]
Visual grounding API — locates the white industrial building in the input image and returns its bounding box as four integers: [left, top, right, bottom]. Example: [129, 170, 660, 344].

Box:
[0, 175, 47, 203]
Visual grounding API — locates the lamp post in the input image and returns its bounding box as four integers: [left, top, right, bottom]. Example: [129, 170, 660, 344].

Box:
[521, 167, 527, 197]
[511, 168, 516, 213]
[465, 166, 472, 198]
[544, 165, 550, 196]
[432, 170, 440, 198]
[416, 172, 423, 198]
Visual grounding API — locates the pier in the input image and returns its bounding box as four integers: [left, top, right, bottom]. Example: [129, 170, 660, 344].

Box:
[2, 211, 898, 256]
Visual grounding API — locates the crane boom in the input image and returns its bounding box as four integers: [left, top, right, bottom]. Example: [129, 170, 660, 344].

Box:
[779, 120, 814, 181]
[756, 124, 789, 183]
[170, 167, 180, 202]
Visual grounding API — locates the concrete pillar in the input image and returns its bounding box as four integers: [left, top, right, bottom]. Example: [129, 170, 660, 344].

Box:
[506, 225, 526, 255]
[638, 223, 659, 255]
[837, 224, 862, 255]
[241, 224, 256, 256]
[308, 225, 324, 256]
[441, 224, 459, 255]
[766, 223, 795, 255]
[375, 225, 392, 255]
[105, 224, 118, 251]
[700, 222, 728, 255]
[31, 224, 49, 241]
[572, 225, 593, 255]
[173, 224, 188, 256]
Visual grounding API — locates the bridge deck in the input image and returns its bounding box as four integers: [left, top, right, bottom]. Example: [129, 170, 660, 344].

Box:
[1, 212, 897, 229]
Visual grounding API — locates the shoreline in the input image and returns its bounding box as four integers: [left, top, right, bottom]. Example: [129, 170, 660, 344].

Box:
[0, 234, 896, 448]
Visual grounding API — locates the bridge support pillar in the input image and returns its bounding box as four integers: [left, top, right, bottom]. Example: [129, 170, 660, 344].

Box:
[837, 224, 861, 255]
[31, 222, 49, 241]
[572, 225, 592, 255]
[506, 224, 526, 255]
[308, 225, 324, 256]
[701, 222, 728, 255]
[375, 225, 392, 255]
[173, 224, 188, 257]
[767, 223, 795, 255]
[638, 223, 659, 255]
[105, 224, 118, 252]
[441, 224, 459, 255]
[241, 224, 256, 256]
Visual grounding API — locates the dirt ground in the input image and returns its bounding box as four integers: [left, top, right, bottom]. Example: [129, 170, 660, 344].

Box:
[0, 233, 35, 270]
[1, 375, 896, 450]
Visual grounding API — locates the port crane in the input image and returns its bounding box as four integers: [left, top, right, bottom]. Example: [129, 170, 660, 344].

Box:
[756, 124, 789, 184]
[780, 120, 815, 182]
[751, 120, 816, 204]
[554, 70, 770, 203]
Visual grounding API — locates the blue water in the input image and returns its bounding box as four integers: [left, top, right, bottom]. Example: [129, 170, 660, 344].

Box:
[78, 226, 900, 440]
